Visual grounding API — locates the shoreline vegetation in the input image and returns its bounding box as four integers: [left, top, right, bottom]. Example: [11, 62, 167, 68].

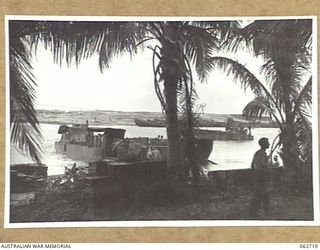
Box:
[10, 164, 313, 222]
[10, 160, 313, 222]
[35, 109, 278, 127]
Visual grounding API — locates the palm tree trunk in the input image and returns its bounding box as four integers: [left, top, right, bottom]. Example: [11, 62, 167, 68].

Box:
[163, 77, 185, 187]
[161, 39, 186, 191]
[281, 119, 304, 191]
[183, 80, 200, 182]
[282, 117, 299, 170]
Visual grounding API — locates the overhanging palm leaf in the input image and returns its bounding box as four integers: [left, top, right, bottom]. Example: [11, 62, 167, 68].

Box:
[210, 57, 268, 97]
[209, 56, 285, 125]
[10, 31, 43, 162]
[293, 77, 312, 160]
[293, 76, 312, 114]
[26, 21, 148, 70]
[260, 58, 304, 113]
[226, 20, 312, 116]
[295, 110, 312, 162]
[183, 21, 240, 82]
[243, 97, 275, 121]
[227, 20, 312, 60]
[183, 24, 220, 81]
[191, 20, 240, 42]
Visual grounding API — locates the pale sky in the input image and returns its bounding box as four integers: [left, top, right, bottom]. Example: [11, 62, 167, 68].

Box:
[32, 40, 264, 114]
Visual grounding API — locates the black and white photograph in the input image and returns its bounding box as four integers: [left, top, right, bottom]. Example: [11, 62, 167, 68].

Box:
[5, 16, 318, 227]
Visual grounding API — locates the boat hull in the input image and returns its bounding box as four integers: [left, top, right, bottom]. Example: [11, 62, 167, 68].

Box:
[134, 118, 225, 127]
[134, 118, 165, 127]
[55, 142, 104, 162]
[194, 129, 254, 141]
[134, 120, 254, 141]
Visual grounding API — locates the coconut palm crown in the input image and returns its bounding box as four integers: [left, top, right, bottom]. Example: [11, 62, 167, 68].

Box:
[210, 19, 313, 170]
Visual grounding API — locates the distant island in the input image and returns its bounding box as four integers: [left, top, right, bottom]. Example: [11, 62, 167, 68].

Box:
[36, 109, 278, 128]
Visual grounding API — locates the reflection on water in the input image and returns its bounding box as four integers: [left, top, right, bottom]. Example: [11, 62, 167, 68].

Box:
[10, 123, 280, 176]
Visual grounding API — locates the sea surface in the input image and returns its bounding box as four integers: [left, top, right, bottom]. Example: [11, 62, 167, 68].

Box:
[10, 123, 280, 176]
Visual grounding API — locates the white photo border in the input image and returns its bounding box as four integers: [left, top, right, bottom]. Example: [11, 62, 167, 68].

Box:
[4, 15, 319, 228]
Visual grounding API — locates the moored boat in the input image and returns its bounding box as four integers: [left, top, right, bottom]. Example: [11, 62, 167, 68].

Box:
[194, 128, 254, 141]
[134, 118, 225, 128]
[134, 119, 254, 141]
[134, 118, 166, 127]
[55, 122, 126, 162]
[134, 117, 277, 129]
[55, 122, 215, 163]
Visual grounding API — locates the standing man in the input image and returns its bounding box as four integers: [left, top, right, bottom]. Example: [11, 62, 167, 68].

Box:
[249, 137, 271, 217]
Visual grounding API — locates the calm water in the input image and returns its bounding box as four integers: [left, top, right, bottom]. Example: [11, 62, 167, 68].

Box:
[11, 123, 280, 176]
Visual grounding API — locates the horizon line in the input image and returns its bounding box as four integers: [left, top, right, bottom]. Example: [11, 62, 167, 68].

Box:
[35, 108, 244, 115]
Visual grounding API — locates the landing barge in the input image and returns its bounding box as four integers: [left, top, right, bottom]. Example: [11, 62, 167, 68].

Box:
[55, 122, 214, 163]
[55, 122, 125, 162]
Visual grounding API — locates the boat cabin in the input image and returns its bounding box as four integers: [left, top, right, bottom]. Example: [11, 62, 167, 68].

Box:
[55, 123, 126, 162]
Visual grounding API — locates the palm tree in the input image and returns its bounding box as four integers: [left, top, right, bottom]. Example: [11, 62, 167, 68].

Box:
[210, 19, 313, 172]
[9, 20, 237, 190]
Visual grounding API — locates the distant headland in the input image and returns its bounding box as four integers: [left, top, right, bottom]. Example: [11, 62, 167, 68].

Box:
[36, 109, 278, 128]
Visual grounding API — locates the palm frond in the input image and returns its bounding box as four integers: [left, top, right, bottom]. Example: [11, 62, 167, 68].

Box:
[98, 22, 148, 71]
[210, 57, 269, 98]
[210, 56, 290, 124]
[9, 28, 43, 162]
[295, 110, 312, 163]
[11, 122, 43, 163]
[242, 97, 274, 120]
[243, 20, 312, 61]
[190, 20, 240, 40]
[183, 25, 219, 82]
[293, 76, 312, 115]
[151, 45, 166, 111]
[17, 21, 148, 71]
[178, 77, 198, 127]
[181, 21, 241, 82]
[260, 58, 304, 111]
[224, 19, 312, 60]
